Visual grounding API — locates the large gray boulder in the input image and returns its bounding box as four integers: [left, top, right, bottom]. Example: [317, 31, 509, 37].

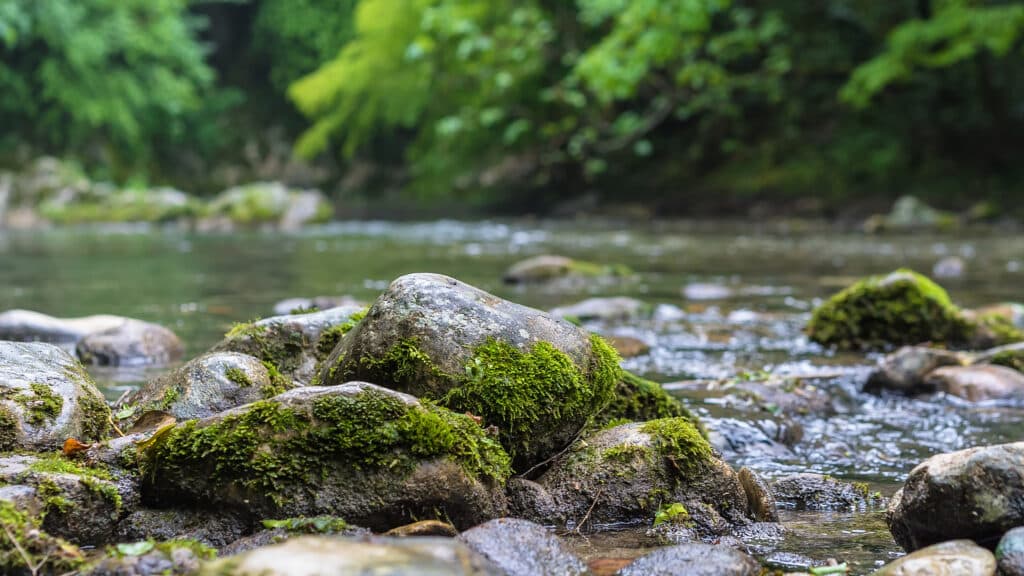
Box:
[459, 518, 588, 576]
[125, 352, 291, 422]
[77, 318, 184, 366]
[616, 543, 761, 576]
[199, 536, 503, 576]
[0, 342, 111, 450]
[887, 442, 1024, 551]
[521, 418, 756, 535]
[869, 539, 996, 576]
[318, 273, 621, 471]
[139, 382, 511, 530]
[212, 305, 365, 386]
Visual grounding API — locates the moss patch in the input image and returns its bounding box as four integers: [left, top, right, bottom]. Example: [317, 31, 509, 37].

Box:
[314, 308, 368, 361]
[972, 313, 1024, 347]
[28, 452, 113, 481]
[261, 516, 350, 534]
[140, 389, 511, 507]
[222, 321, 305, 375]
[260, 361, 290, 398]
[990, 349, 1024, 373]
[225, 367, 253, 388]
[0, 405, 18, 451]
[641, 418, 713, 476]
[806, 269, 972, 351]
[13, 383, 63, 426]
[0, 500, 84, 573]
[595, 371, 703, 433]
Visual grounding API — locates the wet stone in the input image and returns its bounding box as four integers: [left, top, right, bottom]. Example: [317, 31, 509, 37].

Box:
[615, 543, 761, 576]
[772, 473, 883, 511]
[997, 527, 1024, 576]
[869, 539, 996, 576]
[459, 518, 588, 576]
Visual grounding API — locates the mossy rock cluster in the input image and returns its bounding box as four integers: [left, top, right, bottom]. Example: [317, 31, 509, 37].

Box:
[807, 268, 1023, 351]
[139, 382, 510, 529]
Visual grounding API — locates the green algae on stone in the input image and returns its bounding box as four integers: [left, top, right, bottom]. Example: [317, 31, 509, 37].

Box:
[0, 500, 85, 573]
[28, 451, 114, 481]
[225, 367, 253, 388]
[262, 516, 350, 534]
[971, 312, 1024, 348]
[221, 321, 305, 375]
[0, 404, 19, 451]
[594, 370, 704, 434]
[314, 308, 368, 361]
[139, 388, 512, 508]
[13, 382, 63, 426]
[806, 268, 972, 351]
[641, 417, 714, 475]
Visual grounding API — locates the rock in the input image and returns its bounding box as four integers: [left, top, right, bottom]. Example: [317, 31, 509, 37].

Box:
[0, 454, 129, 545]
[502, 255, 631, 285]
[205, 182, 331, 229]
[869, 539, 996, 576]
[976, 342, 1024, 373]
[997, 527, 1024, 576]
[319, 273, 621, 471]
[923, 365, 1024, 401]
[77, 319, 184, 366]
[459, 518, 588, 576]
[550, 297, 649, 322]
[887, 442, 1024, 551]
[0, 499, 86, 574]
[865, 346, 966, 395]
[615, 542, 761, 576]
[272, 295, 362, 316]
[529, 419, 756, 534]
[973, 303, 1024, 329]
[738, 467, 778, 522]
[200, 535, 503, 575]
[386, 520, 458, 538]
[115, 507, 249, 548]
[212, 305, 365, 386]
[221, 518, 367, 555]
[933, 256, 966, 279]
[806, 269, 972, 351]
[683, 283, 733, 301]
[605, 336, 651, 358]
[771, 473, 882, 511]
[88, 540, 214, 576]
[0, 309, 125, 346]
[675, 377, 832, 417]
[595, 371, 700, 428]
[962, 310, 1024, 349]
[704, 417, 799, 462]
[125, 352, 290, 422]
[864, 195, 957, 234]
[139, 382, 510, 530]
[40, 186, 196, 225]
[0, 342, 111, 450]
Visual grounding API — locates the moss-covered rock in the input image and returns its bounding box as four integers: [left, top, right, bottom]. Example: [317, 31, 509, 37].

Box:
[0, 499, 85, 575]
[125, 352, 290, 423]
[0, 342, 112, 450]
[806, 269, 973, 351]
[202, 182, 332, 230]
[593, 371, 701, 429]
[982, 342, 1024, 373]
[502, 255, 633, 285]
[523, 419, 756, 535]
[0, 453, 130, 546]
[139, 382, 511, 530]
[212, 305, 365, 386]
[772, 473, 884, 511]
[319, 274, 620, 472]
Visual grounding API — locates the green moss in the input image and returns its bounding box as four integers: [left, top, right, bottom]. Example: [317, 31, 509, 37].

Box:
[28, 452, 113, 481]
[972, 313, 1024, 347]
[224, 367, 253, 388]
[314, 308, 368, 362]
[223, 321, 305, 375]
[72, 377, 112, 442]
[806, 268, 972, 351]
[653, 502, 691, 526]
[140, 389, 511, 507]
[160, 387, 181, 410]
[260, 361, 290, 398]
[567, 260, 633, 278]
[601, 444, 653, 463]
[442, 333, 620, 468]
[0, 405, 18, 451]
[81, 476, 122, 513]
[641, 418, 713, 476]
[595, 371, 704, 434]
[0, 500, 84, 573]
[13, 383, 63, 426]
[37, 478, 73, 515]
[990, 349, 1024, 373]
[154, 538, 217, 560]
[261, 516, 350, 534]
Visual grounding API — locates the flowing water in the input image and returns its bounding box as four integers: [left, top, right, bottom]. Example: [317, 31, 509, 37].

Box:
[2, 221, 1023, 573]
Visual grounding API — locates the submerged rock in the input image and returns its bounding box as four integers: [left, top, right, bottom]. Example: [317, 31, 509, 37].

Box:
[997, 527, 1024, 576]
[0, 342, 111, 450]
[0, 453, 129, 545]
[502, 255, 631, 285]
[615, 542, 761, 576]
[806, 269, 971, 351]
[125, 352, 291, 422]
[528, 419, 756, 535]
[200, 535, 503, 576]
[319, 273, 620, 471]
[932, 256, 966, 279]
[771, 473, 882, 511]
[272, 295, 362, 316]
[923, 365, 1024, 401]
[77, 319, 184, 366]
[212, 305, 365, 386]
[887, 442, 1024, 551]
[865, 346, 966, 395]
[139, 382, 510, 530]
[869, 539, 995, 576]
[459, 518, 588, 576]
[550, 297, 649, 322]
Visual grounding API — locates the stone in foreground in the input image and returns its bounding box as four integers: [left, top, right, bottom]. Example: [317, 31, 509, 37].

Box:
[459, 518, 588, 576]
[199, 536, 503, 576]
[615, 542, 761, 576]
[997, 527, 1024, 576]
[887, 442, 1024, 551]
[139, 382, 510, 530]
[319, 273, 620, 471]
[0, 341, 111, 450]
[869, 539, 996, 576]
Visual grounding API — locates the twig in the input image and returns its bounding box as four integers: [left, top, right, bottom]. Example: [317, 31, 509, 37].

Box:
[108, 414, 125, 438]
[573, 488, 604, 535]
[518, 429, 585, 479]
[2, 522, 42, 576]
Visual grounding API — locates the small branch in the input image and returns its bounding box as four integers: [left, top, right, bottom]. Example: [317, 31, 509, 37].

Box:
[2, 522, 42, 576]
[573, 488, 604, 535]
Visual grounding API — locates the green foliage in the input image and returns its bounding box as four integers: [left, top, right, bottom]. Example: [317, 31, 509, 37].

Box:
[262, 516, 350, 534]
[595, 370, 703, 433]
[640, 417, 713, 474]
[0, 0, 215, 172]
[0, 500, 84, 573]
[653, 502, 690, 526]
